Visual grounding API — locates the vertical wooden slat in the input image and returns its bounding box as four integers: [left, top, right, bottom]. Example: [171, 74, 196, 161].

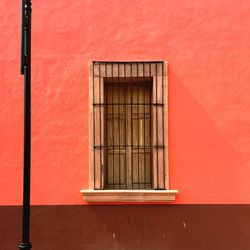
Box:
[136, 64, 140, 188]
[92, 65, 105, 189]
[106, 82, 127, 189]
[119, 63, 125, 78]
[112, 63, 119, 78]
[130, 82, 152, 189]
[131, 63, 137, 77]
[106, 81, 113, 189]
[100, 76, 105, 189]
[155, 106, 164, 146]
[163, 61, 169, 189]
[137, 62, 144, 77]
[118, 64, 121, 189]
[125, 63, 132, 78]
[111, 64, 115, 188]
[130, 63, 134, 189]
[153, 147, 164, 189]
[149, 63, 153, 189]
[150, 63, 156, 77]
[144, 63, 150, 77]
[152, 63, 165, 189]
[93, 64, 98, 188]
[161, 62, 166, 189]
[156, 76, 163, 104]
[124, 64, 127, 189]
[126, 82, 132, 189]
[89, 62, 94, 189]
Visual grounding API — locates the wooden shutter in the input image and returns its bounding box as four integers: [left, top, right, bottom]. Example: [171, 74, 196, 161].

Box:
[105, 81, 152, 189]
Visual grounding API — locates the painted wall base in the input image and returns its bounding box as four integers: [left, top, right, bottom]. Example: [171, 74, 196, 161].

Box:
[1, 205, 249, 250]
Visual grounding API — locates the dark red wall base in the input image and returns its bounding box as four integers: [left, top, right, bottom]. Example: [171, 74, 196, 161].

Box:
[1, 205, 249, 250]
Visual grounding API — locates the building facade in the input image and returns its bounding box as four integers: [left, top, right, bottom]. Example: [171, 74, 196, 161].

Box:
[0, 0, 250, 249]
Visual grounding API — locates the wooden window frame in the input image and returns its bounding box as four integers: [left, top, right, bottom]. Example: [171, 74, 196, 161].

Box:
[81, 61, 178, 202]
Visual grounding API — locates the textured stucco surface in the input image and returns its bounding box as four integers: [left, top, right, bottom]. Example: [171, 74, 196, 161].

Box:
[0, 0, 250, 205]
[1, 205, 250, 250]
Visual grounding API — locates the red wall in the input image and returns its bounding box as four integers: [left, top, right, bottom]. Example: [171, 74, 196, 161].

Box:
[1, 0, 250, 205]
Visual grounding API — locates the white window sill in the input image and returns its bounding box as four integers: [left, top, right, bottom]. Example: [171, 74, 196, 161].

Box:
[80, 189, 178, 203]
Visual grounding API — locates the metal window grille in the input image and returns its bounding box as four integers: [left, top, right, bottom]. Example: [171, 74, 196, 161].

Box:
[91, 61, 166, 190]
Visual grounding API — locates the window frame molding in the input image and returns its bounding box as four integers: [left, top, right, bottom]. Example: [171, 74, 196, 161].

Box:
[81, 61, 178, 203]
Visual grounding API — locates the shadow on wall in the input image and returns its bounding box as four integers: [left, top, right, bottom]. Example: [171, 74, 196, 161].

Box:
[0, 205, 250, 250]
[168, 66, 248, 203]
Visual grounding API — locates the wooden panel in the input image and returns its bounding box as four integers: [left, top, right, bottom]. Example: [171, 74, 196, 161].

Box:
[126, 84, 132, 189]
[132, 148, 151, 189]
[152, 75, 165, 189]
[154, 76, 164, 104]
[163, 68, 169, 189]
[90, 64, 105, 189]
[107, 148, 126, 189]
[152, 106, 164, 146]
[131, 82, 152, 189]
[105, 80, 152, 189]
[106, 83, 127, 189]
[88, 63, 94, 189]
[94, 148, 105, 189]
[153, 147, 164, 189]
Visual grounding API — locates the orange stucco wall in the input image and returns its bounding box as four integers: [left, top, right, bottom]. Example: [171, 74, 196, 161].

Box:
[0, 0, 250, 205]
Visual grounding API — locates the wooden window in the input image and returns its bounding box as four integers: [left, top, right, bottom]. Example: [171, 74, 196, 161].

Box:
[81, 61, 178, 202]
[105, 80, 152, 189]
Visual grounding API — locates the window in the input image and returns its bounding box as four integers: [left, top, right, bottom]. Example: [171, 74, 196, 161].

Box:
[105, 79, 152, 190]
[81, 61, 178, 202]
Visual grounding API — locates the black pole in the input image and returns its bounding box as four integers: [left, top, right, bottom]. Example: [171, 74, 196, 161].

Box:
[19, 0, 32, 249]
[20, 0, 24, 74]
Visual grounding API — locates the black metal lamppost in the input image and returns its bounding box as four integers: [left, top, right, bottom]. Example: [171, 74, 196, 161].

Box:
[19, 0, 32, 249]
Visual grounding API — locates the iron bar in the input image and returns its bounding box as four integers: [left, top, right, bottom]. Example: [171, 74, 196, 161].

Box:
[105, 63, 108, 189]
[98, 63, 102, 188]
[130, 63, 133, 189]
[111, 64, 115, 189]
[149, 63, 153, 189]
[136, 63, 140, 188]
[118, 64, 121, 189]
[124, 64, 127, 189]
[93, 62, 96, 189]
[143, 63, 146, 188]
[156, 63, 159, 188]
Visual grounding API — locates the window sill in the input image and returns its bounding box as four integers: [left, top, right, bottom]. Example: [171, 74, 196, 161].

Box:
[80, 189, 178, 203]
